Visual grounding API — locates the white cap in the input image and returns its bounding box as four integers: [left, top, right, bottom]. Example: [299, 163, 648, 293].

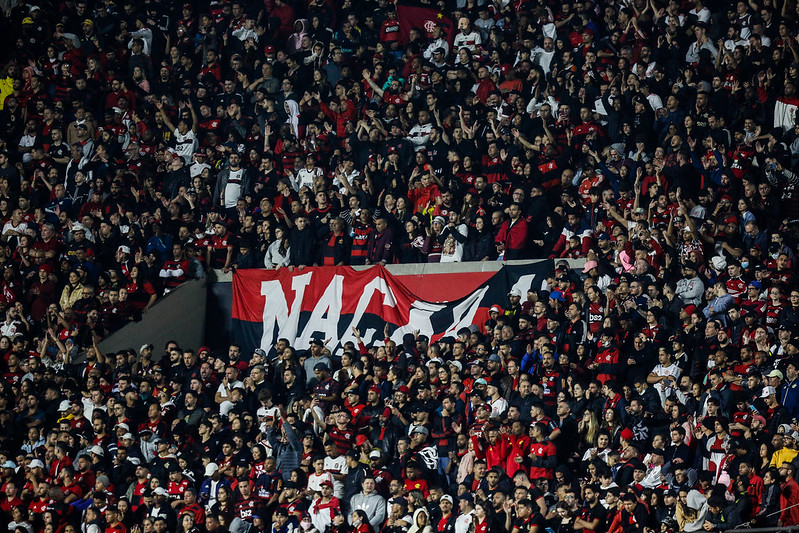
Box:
[440, 495, 454, 504]
[204, 463, 219, 477]
[28, 459, 44, 469]
[117, 423, 130, 431]
[58, 400, 71, 411]
[153, 487, 168, 496]
[121, 432, 135, 441]
[117, 245, 131, 254]
[761, 386, 777, 398]
[2, 460, 16, 469]
[508, 288, 522, 297]
[368, 450, 381, 459]
[90, 445, 104, 456]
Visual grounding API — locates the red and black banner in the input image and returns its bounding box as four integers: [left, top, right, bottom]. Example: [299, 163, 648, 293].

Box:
[396, 1, 455, 45]
[231, 262, 552, 355]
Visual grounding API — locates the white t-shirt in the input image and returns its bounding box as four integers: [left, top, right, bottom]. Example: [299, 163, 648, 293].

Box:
[223, 169, 244, 208]
[174, 129, 197, 163]
[2, 221, 26, 238]
[323, 455, 348, 499]
[307, 471, 334, 494]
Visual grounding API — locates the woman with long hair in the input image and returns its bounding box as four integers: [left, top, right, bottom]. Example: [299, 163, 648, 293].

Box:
[578, 410, 600, 452]
[398, 220, 426, 263]
[473, 501, 495, 533]
[59, 270, 84, 311]
[757, 442, 775, 476]
[126, 265, 157, 313]
[350, 510, 374, 533]
[601, 408, 622, 449]
[265, 225, 291, 268]
[422, 217, 446, 262]
[464, 215, 495, 262]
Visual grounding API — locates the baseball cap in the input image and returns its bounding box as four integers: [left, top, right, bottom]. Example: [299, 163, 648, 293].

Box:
[90, 445, 104, 456]
[508, 288, 522, 297]
[205, 463, 219, 477]
[582, 260, 598, 273]
[761, 386, 777, 398]
[28, 459, 44, 469]
[767, 370, 784, 380]
[440, 494, 454, 504]
[411, 426, 429, 436]
[153, 487, 168, 496]
[313, 362, 329, 372]
[369, 450, 381, 459]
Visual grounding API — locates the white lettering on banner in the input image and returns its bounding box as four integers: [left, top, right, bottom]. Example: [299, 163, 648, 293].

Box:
[393, 300, 445, 343]
[259, 272, 313, 351]
[343, 276, 398, 346]
[251, 268, 547, 352]
[510, 274, 543, 297]
[439, 286, 488, 339]
[296, 274, 344, 347]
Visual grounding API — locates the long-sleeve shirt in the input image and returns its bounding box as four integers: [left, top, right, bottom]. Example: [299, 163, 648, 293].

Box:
[676, 276, 705, 305]
[349, 491, 386, 530]
[266, 422, 302, 481]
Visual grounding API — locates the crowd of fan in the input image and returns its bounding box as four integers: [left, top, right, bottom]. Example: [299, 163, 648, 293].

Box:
[4, 0, 799, 532]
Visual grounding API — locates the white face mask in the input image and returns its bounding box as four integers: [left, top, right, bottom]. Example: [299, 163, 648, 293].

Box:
[300, 521, 312, 530]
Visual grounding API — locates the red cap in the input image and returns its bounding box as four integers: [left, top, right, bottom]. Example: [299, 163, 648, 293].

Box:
[264, 45, 275, 53]
[683, 304, 697, 316]
[398, 385, 411, 395]
[620, 428, 635, 442]
[369, 385, 380, 394]
[320, 480, 333, 487]
[355, 435, 368, 446]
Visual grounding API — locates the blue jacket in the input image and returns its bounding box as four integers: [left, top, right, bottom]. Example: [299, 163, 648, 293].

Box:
[781, 378, 799, 419]
[199, 476, 231, 506]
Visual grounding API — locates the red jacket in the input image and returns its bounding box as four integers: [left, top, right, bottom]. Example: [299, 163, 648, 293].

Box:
[495, 217, 528, 251]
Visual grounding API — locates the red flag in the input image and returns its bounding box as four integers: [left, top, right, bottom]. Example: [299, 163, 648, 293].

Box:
[396, 3, 454, 46]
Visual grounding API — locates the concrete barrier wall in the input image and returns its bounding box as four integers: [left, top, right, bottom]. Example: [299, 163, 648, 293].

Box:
[97, 277, 207, 357]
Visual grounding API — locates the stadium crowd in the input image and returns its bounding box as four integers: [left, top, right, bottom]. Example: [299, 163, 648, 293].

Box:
[6, 0, 799, 532]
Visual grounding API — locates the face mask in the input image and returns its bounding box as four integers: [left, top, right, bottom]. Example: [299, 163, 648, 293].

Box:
[300, 521, 312, 530]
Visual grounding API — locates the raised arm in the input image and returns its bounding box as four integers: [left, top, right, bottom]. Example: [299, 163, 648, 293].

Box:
[155, 102, 177, 133]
